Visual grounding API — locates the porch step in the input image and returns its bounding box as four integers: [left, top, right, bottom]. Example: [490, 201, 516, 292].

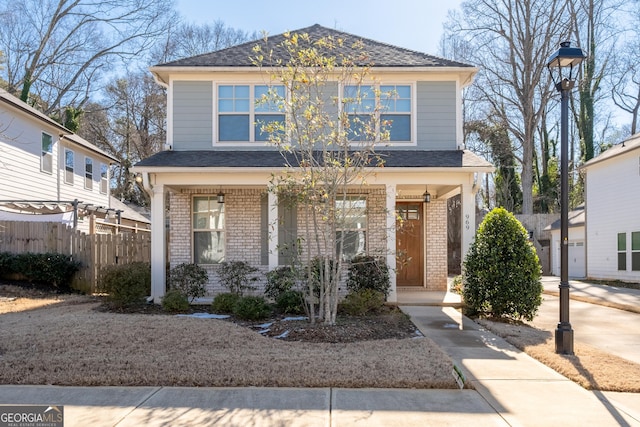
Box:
[396, 290, 463, 307]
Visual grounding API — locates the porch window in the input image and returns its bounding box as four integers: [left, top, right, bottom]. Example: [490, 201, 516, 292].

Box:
[217, 84, 284, 142]
[617, 233, 626, 271]
[632, 231, 640, 271]
[193, 195, 225, 264]
[100, 163, 108, 194]
[64, 149, 74, 184]
[336, 196, 367, 260]
[344, 84, 412, 143]
[85, 157, 93, 190]
[41, 132, 53, 173]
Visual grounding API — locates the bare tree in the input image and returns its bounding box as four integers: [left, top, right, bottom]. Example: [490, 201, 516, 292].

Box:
[152, 20, 259, 64]
[443, 0, 571, 214]
[254, 31, 388, 325]
[0, 0, 175, 114]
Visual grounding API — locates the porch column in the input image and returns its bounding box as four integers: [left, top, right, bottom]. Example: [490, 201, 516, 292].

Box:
[460, 182, 476, 266]
[268, 191, 279, 269]
[385, 184, 397, 303]
[150, 184, 166, 303]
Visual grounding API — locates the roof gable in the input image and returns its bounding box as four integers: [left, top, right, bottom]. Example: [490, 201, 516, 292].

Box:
[155, 24, 474, 69]
[582, 133, 640, 169]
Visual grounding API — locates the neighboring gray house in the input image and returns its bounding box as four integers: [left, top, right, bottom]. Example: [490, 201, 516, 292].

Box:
[134, 24, 493, 303]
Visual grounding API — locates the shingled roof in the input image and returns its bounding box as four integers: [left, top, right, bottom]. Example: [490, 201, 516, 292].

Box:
[135, 149, 492, 170]
[155, 24, 474, 69]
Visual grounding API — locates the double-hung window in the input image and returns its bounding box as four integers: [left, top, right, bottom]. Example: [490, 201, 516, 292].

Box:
[633, 231, 640, 271]
[344, 84, 412, 143]
[85, 157, 93, 190]
[41, 133, 53, 173]
[64, 149, 74, 184]
[100, 163, 108, 194]
[217, 84, 285, 142]
[618, 233, 627, 271]
[336, 196, 367, 260]
[193, 196, 225, 264]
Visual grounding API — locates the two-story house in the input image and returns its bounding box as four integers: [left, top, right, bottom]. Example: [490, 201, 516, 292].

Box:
[135, 25, 493, 303]
[0, 88, 148, 234]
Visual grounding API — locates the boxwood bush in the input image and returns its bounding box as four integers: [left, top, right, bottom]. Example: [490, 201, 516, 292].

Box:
[346, 255, 390, 297]
[462, 207, 542, 321]
[99, 262, 151, 308]
[0, 251, 80, 290]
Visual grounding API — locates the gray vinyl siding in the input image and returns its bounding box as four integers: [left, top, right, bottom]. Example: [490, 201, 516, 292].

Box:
[416, 81, 456, 150]
[173, 81, 213, 150]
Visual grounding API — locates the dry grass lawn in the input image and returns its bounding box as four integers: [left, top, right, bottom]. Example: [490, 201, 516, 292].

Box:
[0, 296, 457, 389]
[477, 318, 640, 392]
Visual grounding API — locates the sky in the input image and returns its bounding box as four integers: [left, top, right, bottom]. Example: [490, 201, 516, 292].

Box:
[175, 0, 465, 56]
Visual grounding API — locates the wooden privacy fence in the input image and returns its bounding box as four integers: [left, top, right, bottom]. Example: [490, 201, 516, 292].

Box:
[0, 221, 151, 294]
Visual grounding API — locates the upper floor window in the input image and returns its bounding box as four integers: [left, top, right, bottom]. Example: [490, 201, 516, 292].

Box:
[64, 149, 74, 184]
[344, 84, 412, 143]
[85, 157, 93, 190]
[217, 84, 284, 142]
[41, 133, 53, 173]
[100, 163, 108, 194]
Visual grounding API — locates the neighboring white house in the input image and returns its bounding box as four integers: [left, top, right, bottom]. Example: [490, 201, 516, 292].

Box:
[545, 205, 586, 278]
[134, 24, 494, 303]
[580, 133, 640, 282]
[0, 88, 148, 233]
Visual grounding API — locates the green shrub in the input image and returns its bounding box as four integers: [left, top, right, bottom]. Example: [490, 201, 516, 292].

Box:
[1, 252, 80, 290]
[339, 289, 385, 316]
[162, 289, 190, 313]
[462, 207, 542, 321]
[265, 266, 299, 300]
[169, 263, 208, 302]
[346, 255, 390, 297]
[233, 295, 271, 320]
[216, 261, 259, 296]
[100, 262, 151, 308]
[275, 290, 305, 315]
[211, 292, 241, 314]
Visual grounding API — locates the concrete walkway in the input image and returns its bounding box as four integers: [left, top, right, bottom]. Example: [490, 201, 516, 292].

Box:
[1, 278, 639, 426]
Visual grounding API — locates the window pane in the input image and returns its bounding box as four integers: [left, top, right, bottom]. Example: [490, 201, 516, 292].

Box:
[218, 85, 234, 98]
[219, 115, 250, 141]
[85, 158, 93, 175]
[65, 150, 74, 171]
[337, 230, 366, 260]
[218, 99, 234, 112]
[255, 114, 285, 141]
[235, 85, 249, 98]
[633, 252, 640, 271]
[632, 232, 640, 250]
[41, 133, 52, 152]
[255, 85, 284, 112]
[619, 253, 627, 271]
[618, 233, 627, 251]
[383, 114, 411, 141]
[345, 85, 374, 113]
[194, 231, 225, 264]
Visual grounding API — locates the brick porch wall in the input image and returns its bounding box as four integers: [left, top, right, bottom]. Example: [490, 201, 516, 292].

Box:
[425, 199, 448, 291]
[168, 187, 390, 297]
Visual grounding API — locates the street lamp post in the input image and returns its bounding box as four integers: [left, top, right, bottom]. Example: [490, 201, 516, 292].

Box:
[546, 41, 586, 355]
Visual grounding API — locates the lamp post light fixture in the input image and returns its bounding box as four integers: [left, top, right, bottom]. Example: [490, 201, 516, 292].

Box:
[546, 41, 586, 355]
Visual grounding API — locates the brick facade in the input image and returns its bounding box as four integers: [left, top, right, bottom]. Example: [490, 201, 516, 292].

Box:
[167, 186, 447, 296]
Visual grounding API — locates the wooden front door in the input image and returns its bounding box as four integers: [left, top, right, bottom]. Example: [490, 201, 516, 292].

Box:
[396, 202, 424, 286]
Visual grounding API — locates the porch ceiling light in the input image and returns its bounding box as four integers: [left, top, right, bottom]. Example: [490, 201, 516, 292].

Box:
[217, 191, 225, 204]
[423, 188, 431, 203]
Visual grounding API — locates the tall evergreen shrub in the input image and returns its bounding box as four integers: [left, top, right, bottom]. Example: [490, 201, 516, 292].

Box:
[462, 207, 542, 321]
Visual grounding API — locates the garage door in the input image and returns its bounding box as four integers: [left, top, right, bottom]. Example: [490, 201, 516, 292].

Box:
[568, 241, 586, 278]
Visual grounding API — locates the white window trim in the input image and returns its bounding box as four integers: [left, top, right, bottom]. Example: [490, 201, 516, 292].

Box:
[100, 163, 109, 194]
[192, 195, 226, 264]
[64, 148, 74, 185]
[340, 82, 416, 147]
[336, 195, 368, 260]
[84, 156, 93, 190]
[41, 132, 53, 174]
[214, 83, 285, 146]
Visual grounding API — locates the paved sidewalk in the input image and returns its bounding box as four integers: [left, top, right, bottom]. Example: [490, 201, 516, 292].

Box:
[402, 305, 640, 427]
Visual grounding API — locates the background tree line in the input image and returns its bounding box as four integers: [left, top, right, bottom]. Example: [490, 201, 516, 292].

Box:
[1, 0, 639, 212]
